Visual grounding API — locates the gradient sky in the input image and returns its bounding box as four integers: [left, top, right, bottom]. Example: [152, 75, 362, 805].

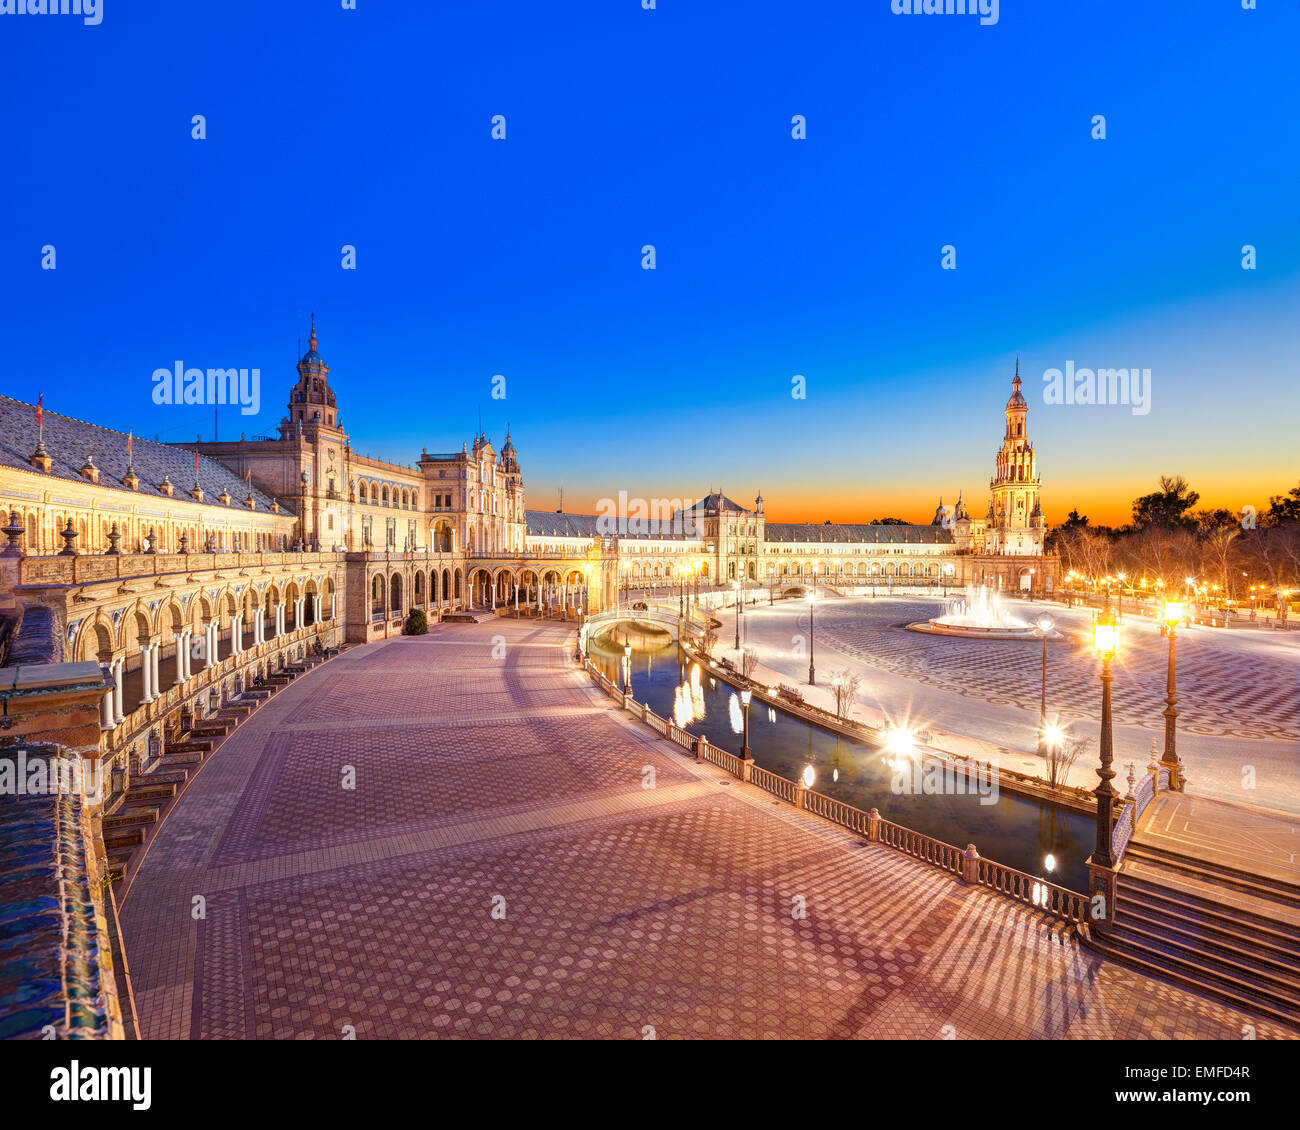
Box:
[1, 1, 1296, 526]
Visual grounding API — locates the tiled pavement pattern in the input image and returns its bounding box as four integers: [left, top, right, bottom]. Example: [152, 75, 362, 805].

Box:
[812, 601, 1297, 741]
[119, 621, 1292, 1039]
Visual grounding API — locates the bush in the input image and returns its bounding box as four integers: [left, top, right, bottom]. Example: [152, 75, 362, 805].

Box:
[404, 609, 428, 635]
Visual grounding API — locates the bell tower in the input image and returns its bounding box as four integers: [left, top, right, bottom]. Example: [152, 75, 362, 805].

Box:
[284, 315, 340, 433]
[987, 361, 1045, 556]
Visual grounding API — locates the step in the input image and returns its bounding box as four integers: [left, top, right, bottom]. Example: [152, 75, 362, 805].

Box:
[1115, 901, 1300, 970]
[1126, 842, 1300, 907]
[1111, 913, 1300, 995]
[104, 808, 159, 830]
[1119, 866, 1300, 938]
[132, 770, 188, 787]
[165, 739, 214, 754]
[124, 782, 177, 801]
[1104, 924, 1300, 1019]
[158, 751, 204, 766]
[104, 827, 146, 850]
[1086, 930, 1300, 1031]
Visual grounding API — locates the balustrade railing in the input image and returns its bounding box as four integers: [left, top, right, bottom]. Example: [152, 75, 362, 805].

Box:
[1111, 800, 1135, 862]
[749, 764, 796, 804]
[977, 858, 1090, 925]
[877, 819, 964, 874]
[698, 740, 743, 777]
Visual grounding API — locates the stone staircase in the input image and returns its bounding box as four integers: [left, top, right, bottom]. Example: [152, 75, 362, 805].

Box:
[1088, 840, 1300, 1029]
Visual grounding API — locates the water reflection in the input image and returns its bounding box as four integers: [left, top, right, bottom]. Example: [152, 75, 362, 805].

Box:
[591, 633, 1090, 893]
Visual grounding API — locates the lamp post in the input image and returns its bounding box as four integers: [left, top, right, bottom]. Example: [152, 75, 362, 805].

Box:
[733, 581, 741, 649]
[1090, 603, 1120, 873]
[807, 591, 816, 686]
[740, 688, 752, 759]
[623, 643, 632, 694]
[1034, 613, 1055, 756]
[1116, 572, 1126, 621]
[768, 564, 775, 605]
[1160, 599, 1182, 788]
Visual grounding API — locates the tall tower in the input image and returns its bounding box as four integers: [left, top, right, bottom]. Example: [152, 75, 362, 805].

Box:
[986, 361, 1045, 556]
[284, 315, 339, 432]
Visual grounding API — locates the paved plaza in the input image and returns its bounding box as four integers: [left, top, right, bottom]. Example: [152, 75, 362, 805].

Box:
[118, 620, 1292, 1039]
[718, 596, 1300, 815]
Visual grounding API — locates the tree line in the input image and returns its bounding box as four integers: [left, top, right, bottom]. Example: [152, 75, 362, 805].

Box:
[1046, 476, 1300, 602]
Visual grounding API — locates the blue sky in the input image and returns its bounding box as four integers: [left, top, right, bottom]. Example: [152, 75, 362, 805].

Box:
[1, 0, 1296, 523]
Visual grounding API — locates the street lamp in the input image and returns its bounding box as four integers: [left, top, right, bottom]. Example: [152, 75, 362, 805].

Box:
[740, 687, 752, 759]
[768, 563, 775, 605]
[733, 581, 742, 650]
[1116, 572, 1126, 621]
[623, 643, 632, 694]
[807, 591, 816, 686]
[1034, 613, 1055, 756]
[1089, 604, 1120, 872]
[1160, 600, 1182, 787]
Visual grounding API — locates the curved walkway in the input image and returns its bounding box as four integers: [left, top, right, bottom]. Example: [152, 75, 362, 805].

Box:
[119, 620, 1291, 1039]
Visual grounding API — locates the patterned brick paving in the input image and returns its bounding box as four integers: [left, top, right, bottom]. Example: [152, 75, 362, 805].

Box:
[811, 601, 1298, 740]
[118, 620, 1293, 1039]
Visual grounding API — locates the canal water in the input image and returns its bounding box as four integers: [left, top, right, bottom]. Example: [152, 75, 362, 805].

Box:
[591, 633, 1091, 893]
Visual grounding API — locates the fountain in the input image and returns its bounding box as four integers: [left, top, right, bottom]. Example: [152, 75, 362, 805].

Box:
[907, 584, 1061, 640]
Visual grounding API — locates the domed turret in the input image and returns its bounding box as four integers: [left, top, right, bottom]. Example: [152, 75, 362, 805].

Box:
[285, 314, 338, 430]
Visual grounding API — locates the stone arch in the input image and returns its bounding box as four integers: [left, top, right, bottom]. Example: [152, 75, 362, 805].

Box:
[371, 574, 385, 619]
[431, 518, 454, 553]
[77, 616, 115, 664]
[389, 572, 403, 614]
[413, 570, 425, 607]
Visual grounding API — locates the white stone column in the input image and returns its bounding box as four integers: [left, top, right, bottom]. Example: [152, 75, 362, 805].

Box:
[329, 593, 336, 620]
[315, 594, 323, 623]
[112, 659, 125, 724]
[174, 632, 188, 685]
[231, 615, 241, 654]
[206, 623, 217, 668]
[101, 680, 115, 731]
[141, 645, 154, 702]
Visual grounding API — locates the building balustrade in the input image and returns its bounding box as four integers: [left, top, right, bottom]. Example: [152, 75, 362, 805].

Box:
[102, 617, 337, 755]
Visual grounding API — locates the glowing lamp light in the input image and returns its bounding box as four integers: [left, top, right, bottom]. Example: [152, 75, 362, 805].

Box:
[1044, 854, 1057, 873]
[1043, 723, 1064, 748]
[801, 765, 815, 789]
[1163, 600, 1183, 625]
[886, 728, 915, 757]
[740, 688, 752, 706]
[1035, 613, 1055, 634]
[1093, 611, 1119, 659]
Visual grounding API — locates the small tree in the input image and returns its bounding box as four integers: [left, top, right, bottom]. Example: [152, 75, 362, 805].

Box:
[831, 670, 861, 720]
[1046, 733, 1087, 791]
[741, 647, 759, 681]
[404, 608, 428, 636]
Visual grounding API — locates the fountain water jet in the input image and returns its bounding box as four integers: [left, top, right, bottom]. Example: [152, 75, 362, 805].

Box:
[907, 584, 1061, 640]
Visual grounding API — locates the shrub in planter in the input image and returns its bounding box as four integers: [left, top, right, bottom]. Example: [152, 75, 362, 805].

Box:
[404, 609, 428, 635]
